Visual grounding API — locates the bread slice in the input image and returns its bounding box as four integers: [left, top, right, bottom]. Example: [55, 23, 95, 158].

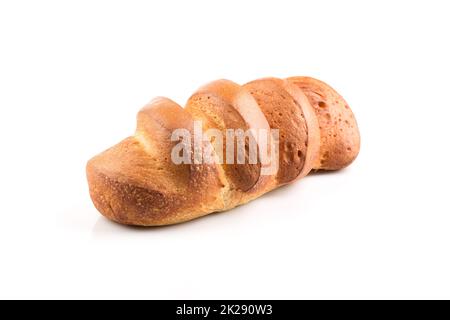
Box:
[288, 77, 360, 170]
[244, 78, 315, 184]
[185, 79, 277, 208]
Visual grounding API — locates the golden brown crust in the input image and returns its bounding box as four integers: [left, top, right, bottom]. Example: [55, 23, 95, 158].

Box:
[86, 98, 226, 226]
[287, 77, 360, 170]
[87, 76, 360, 226]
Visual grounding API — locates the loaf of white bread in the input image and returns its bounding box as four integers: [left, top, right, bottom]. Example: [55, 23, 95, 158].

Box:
[87, 77, 360, 226]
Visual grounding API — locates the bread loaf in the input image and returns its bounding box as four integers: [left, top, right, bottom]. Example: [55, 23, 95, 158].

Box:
[86, 76, 360, 226]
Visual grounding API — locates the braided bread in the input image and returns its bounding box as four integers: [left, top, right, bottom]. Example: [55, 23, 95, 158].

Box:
[86, 77, 360, 226]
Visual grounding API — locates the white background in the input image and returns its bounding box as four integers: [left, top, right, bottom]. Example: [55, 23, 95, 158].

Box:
[1, 0, 449, 299]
